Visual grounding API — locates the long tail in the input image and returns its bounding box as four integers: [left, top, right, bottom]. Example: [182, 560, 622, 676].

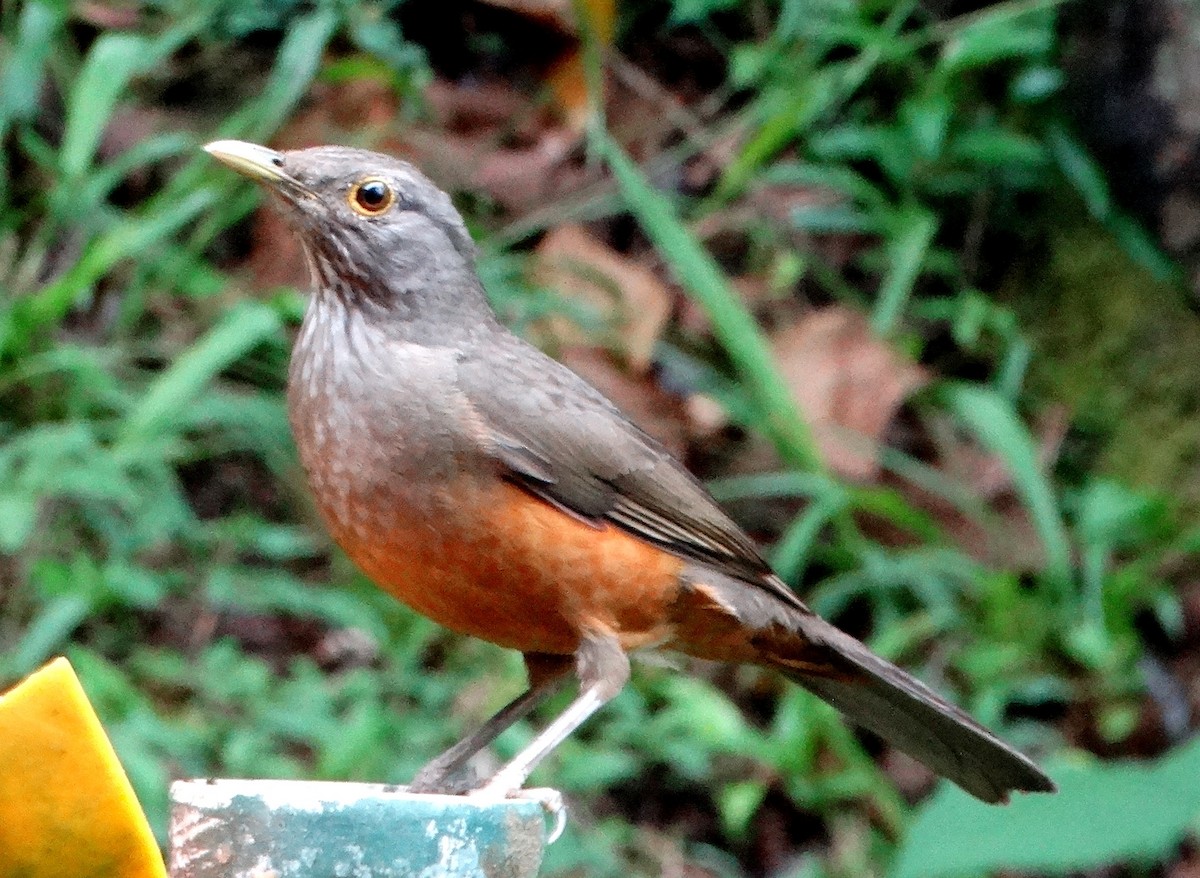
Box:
[777, 613, 1055, 803]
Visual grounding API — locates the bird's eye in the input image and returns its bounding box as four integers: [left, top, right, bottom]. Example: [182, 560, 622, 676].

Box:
[348, 178, 395, 216]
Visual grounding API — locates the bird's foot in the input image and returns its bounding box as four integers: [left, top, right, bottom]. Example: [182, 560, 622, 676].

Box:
[467, 783, 567, 844]
[407, 763, 480, 795]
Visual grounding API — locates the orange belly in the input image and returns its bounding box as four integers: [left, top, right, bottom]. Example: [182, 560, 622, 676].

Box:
[326, 479, 686, 655]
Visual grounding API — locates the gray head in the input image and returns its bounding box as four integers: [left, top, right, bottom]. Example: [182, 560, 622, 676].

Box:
[205, 140, 487, 323]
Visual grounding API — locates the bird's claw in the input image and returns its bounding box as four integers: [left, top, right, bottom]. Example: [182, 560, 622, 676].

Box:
[520, 787, 567, 843]
[407, 764, 479, 795]
[467, 784, 567, 844]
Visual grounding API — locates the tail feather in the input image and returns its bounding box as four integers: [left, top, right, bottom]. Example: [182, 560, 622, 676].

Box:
[782, 615, 1055, 803]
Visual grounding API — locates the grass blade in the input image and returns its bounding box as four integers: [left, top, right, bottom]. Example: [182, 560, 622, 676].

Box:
[118, 301, 282, 449]
[25, 187, 220, 331]
[941, 382, 1071, 585]
[0, 0, 65, 136]
[598, 133, 822, 472]
[230, 10, 340, 142]
[61, 33, 151, 179]
[872, 207, 936, 336]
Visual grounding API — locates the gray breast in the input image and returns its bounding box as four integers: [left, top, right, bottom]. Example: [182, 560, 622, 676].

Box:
[287, 296, 477, 537]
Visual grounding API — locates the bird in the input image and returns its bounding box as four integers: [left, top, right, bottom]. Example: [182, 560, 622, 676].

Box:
[204, 139, 1055, 812]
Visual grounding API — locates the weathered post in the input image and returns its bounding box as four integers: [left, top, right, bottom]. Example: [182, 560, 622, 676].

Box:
[168, 779, 548, 878]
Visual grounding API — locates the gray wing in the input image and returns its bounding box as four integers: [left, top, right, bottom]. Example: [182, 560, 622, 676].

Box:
[456, 341, 804, 609]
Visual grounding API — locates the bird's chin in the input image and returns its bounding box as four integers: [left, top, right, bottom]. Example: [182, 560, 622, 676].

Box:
[264, 194, 328, 240]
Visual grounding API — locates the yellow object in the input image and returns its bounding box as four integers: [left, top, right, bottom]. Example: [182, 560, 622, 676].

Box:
[0, 657, 166, 878]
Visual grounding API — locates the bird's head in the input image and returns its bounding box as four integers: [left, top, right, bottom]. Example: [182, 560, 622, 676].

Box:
[205, 140, 480, 314]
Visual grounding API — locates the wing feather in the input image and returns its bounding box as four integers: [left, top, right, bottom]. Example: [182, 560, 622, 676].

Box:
[462, 342, 804, 610]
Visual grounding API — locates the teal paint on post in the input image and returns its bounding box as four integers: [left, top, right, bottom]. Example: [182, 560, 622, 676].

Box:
[169, 779, 547, 878]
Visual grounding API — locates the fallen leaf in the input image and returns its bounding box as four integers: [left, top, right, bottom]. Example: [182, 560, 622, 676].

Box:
[273, 78, 401, 151]
[1168, 849, 1200, 878]
[424, 78, 532, 135]
[475, 0, 615, 40]
[547, 51, 597, 132]
[403, 79, 591, 213]
[474, 130, 582, 212]
[473, 0, 615, 128]
[926, 405, 1069, 500]
[771, 306, 929, 480]
[869, 406, 1071, 571]
[76, 2, 142, 29]
[893, 479, 1047, 572]
[241, 202, 308, 292]
[534, 224, 674, 371]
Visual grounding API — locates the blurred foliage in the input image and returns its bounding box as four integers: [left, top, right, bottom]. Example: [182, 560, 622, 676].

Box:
[1, 0, 1198, 876]
[893, 738, 1200, 878]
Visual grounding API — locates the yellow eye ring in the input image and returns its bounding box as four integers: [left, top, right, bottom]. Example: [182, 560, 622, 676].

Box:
[348, 178, 395, 216]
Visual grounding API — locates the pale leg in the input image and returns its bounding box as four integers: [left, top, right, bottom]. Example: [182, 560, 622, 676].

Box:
[409, 656, 571, 793]
[472, 633, 630, 796]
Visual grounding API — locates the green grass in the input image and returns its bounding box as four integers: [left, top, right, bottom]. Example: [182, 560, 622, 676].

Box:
[1, 1, 1195, 876]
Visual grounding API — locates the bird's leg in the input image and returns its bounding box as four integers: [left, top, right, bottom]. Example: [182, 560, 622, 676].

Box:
[472, 633, 629, 797]
[409, 654, 572, 794]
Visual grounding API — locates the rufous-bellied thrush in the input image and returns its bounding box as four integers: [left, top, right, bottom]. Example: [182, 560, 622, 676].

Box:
[205, 140, 1054, 809]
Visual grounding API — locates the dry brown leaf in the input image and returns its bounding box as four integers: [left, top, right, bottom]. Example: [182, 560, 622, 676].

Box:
[472, 0, 614, 128]
[894, 482, 1047, 572]
[475, 0, 615, 38]
[1168, 849, 1200, 878]
[926, 406, 1070, 501]
[559, 347, 689, 456]
[424, 79, 533, 136]
[242, 205, 308, 292]
[547, 51, 597, 132]
[402, 77, 591, 212]
[772, 306, 929, 480]
[866, 406, 1072, 571]
[76, 2, 141, 29]
[474, 130, 581, 212]
[274, 78, 401, 152]
[534, 224, 673, 371]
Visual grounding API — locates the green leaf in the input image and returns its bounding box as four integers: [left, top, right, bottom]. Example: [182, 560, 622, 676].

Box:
[950, 127, 1050, 170]
[233, 10, 339, 141]
[763, 161, 887, 208]
[71, 133, 193, 213]
[899, 93, 950, 161]
[1047, 122, 1111, 219]
[0, 0, 65, 136]
[118, 301, 282, 447]
[0, 492, 38, 553]
[772, 488, 849, 581]
[892, 742, 1200, 878]
[1074, 479, 1159, 550]
[57, 21, 199, 181]
[873, 207, 936, 336]
[938, 7, 1057, 74]
[669, 0, 738, 25]
[940, 383, 1071, 584]
[790, 204, 880, 235]
[717, 780, 768, 838]
[27, 186, 220, 330]
[12, 595, 93, 678]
